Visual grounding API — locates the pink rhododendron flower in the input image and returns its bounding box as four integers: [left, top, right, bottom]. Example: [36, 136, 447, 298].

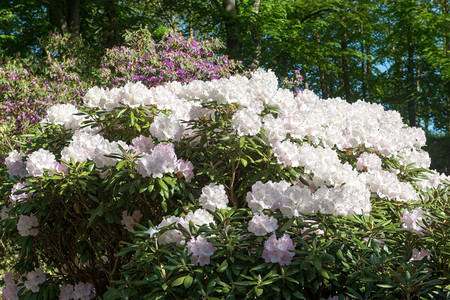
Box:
[131, 135, 154, 153]
[400, 207, 428, 235]
[121, 210, 143, 232]
[17, 214, 39, 236]
[186, 236, 217, 266]
[73, 282, 95, 300]
[410, 248, 431, 261]
[174, 159, 194, 182]
[1, 272, 20, 300]
[24, 268, 46, 293]
[262, 233, 295, 266]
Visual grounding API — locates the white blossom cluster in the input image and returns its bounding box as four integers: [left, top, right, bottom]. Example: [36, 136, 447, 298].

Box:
[136, 143, 178, 178]
[78, 69, 449, 204]
[26, 148, 66, 176]
[198, 183, 229, 211]
[44, 103, 85, 131]
[246, 180, 371, 217]
[261, 233, 295, 266]
[147, 209, 215, 245]
[61, 130, 128, 168]
[5, 150, 27, 178]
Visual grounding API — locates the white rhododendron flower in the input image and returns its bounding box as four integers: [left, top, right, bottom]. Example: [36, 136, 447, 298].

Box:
[231, 108, 262, 136]
[10, 182, 30, 203]
[182, 209, 215, 229]
[84, 86, 109, 109]
[174, 159, 194, 182]
[26, 149, 58, 177]
[150, 112, 184, 141]
[136, 142, 177, 178]
[121, 210, 143, 232]
[198, 183, 229, 211]
[73, 282, 95, 300]
[246, 180, 290, 212]
[131, 135, 154, 153]
[356, 152, 382, 172]
[410, 249, 431, 261]
[248, 212, 278, 236]
[121, 81, 147, 108]
[44, 103, 84, 130]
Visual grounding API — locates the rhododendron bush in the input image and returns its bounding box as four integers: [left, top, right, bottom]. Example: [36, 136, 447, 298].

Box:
[1, 69, 449, 299]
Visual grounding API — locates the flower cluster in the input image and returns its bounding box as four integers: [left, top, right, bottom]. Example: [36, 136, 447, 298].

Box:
[99, 30, 240, 88]
[247, 212, 278, 236]
[400, 207, 428, 235]
[121, 210, 143, 232]
[24, 268, 46, 293]
[262, 234, 296, 266]
[17, 214, 39, 236]
[198, 183, 229, 212]
[1, 272, 20, 300]
[149, 209, 215, 245]
[186, 236, 217, 266]
[59, 282, 95, 300]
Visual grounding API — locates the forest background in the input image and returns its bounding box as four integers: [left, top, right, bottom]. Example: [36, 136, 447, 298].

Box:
[0, 0, 449, 173]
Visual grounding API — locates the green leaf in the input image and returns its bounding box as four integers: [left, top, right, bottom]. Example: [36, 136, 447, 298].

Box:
[183, 275, 193, 288]
[217, 260, 228, 273]
[172, 276, 185, 287]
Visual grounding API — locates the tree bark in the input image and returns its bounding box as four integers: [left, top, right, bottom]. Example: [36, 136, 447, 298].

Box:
[314, 34, 328, 98]
[360, 24, 367, 100]
[104, 0, 118, 48]
[223, 0, 240, 58]
[250, 0, 262, 69]
[48, 0, 81, 36]
[341, 27, 351, 102]
[49, 0, 69, 33]
[443, 0, 450, 132]
[68, 0, 80, 35]
[406, 36, 416, 127]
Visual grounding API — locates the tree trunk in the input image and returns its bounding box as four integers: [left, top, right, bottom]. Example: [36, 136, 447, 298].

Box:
[341, 28, 351, 102]
[360, 24, 367, 100]
[48, 0, 80, 36]
[68, 0, 80, 35]
[104, 0, 118, 48]
[443, 0, 450, 132]
[49, 0, 69, 33]
[406, 38, 416, 127]
[250, 0, 262, 69]
[223, 0, 240, 58]
[315, 34, 328, 98]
